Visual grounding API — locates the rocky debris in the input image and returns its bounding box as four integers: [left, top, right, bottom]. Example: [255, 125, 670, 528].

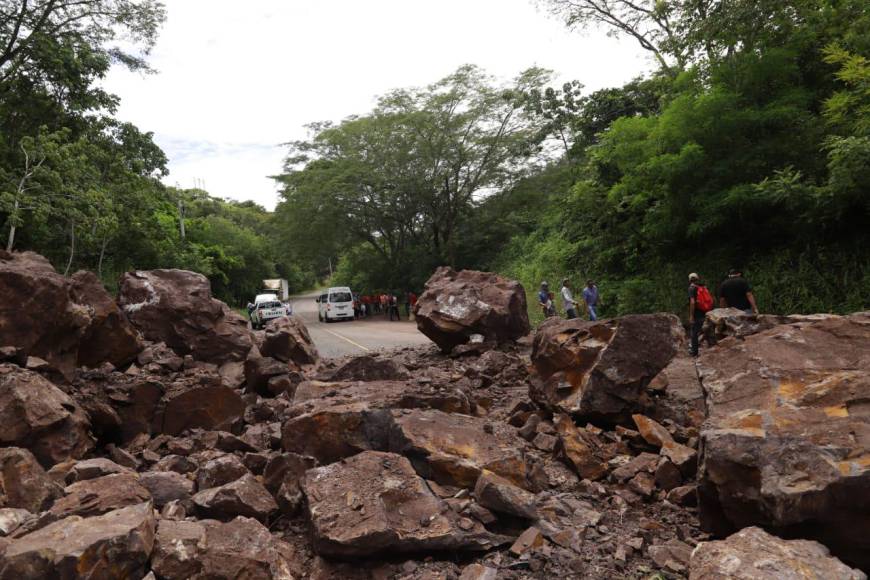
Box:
[152, 371, 245, 436]
[0, 448, 63, 513]
[701, 308, 839, 346]
[282, 381, 471, 465]
[0, 251, 141, 379]
[646, 354, 706, 430]
[192, 473, 277, 521]
[553, 414, 611, 480]
[260, 315, 319, 367]
[263, 452, 315, 513]
[689, 527, 866, 580]
[244, 353, 292, 396]
[195, 454, 250, 490]
[648, 538, 693, 573]
[459, 563, 498, 580]
[698, 313, 870, 568]
[531, 314, 684, 422]
[389, 409, 530, 489]
[0, 502, 155, 578]
[72, 375, 164, 444]
[326, 354, 410, 382]
[633, 414, 697, 476]
[139, 471, 194, 508]
[65, 457, 132, 483]
[151, 516, 301, 579]
[118, 268, 252, 364]
[0, 509, 33, 537]
[303, 451, 511, 557]
[50, 472, 151, 519]
[0, 365, 93, 467]
[473, 470, 537, 519]
[414, 267, 530, 353]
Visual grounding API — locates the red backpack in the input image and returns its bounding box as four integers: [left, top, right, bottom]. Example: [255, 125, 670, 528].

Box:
[694, 284, 714, 313]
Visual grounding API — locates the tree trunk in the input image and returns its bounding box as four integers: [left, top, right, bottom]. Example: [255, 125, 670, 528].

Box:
[97, 235, 109, 277]
[64, 219, 76, 277]
[5, 198, 17, 251]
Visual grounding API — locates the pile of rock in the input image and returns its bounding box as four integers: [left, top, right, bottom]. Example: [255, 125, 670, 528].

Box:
[0, 253, 866, 579]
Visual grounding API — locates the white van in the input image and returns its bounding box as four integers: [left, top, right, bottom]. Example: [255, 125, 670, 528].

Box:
[316, 286, 354, 322]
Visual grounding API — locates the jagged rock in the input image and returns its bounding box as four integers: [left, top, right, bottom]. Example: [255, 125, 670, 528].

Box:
[118, 269, 252, 364]
[242, 422, 282, 451]
[151, 517, 300, 579]
[414, 267, 530, 353]
[698, 313, 870, 568]
[0, 502, 155, 578]
[0, 448, 63, 513]
[69, 270, 143, 369]
[71, 376, 164, 444]
[459, 563, 498, 580]
[153, 372, 245, 436]
[66, 457, 132, 484]
[0, 509, 33, 537]
[244, 354, 289, 396]
[263, 453, 316, 514]
[689, 527, 866, 580]
[282, 381, 471, 465]
[139, 472, 194, 508]
[647, 354, 706, 430]
[0, 251, 141, 379]
[0, 365, 94, 467]
[509, 526, 543, 556]
[50, 472, 151, 519]
[633, 414, 697, 476]
[530, 314, 684, 421]
[302, 451, 510, 557]
[388, 409, 530, 489]
[260, 316, 318, 367]
[610, 453, 658, 483]
[648, 538, 693, 573]
[701, 308, 838, 346]
[192, 473, 277, 521]
[327, 355, 410, 382]
[474, 470, 537, 519]
[668, 485, 698, 507]
[195, 454, 250, 490]
[553, 414, 610, 480]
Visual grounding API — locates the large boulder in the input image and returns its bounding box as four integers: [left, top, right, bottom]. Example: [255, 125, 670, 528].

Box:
[0, 251, 141, 377]
[0, 502, 155, 579]
[302, 451, 511, 557]
[697, 313, 870, 569]
[0, 448, 63, 513]
[50, 473, 152, 519]
[118, 269, 252, 364]
[414, 267, 530, 353]
[192, 473, 277, 522]
[260, 316, 318, 367]
[282, 381, 471, 465]
[701, 308, 839, 346]
[530, 314, 684, 422]
[151, 517, 301, 579]
[689, 527, 866, 580]
[0, 364, 93, 467]
[152, 372, 245, 437]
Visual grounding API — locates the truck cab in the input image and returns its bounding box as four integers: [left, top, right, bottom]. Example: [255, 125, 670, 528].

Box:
[248, 293, 288, 329]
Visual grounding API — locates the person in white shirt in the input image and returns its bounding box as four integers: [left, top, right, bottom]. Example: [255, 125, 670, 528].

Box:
[560, 278, 579, 319]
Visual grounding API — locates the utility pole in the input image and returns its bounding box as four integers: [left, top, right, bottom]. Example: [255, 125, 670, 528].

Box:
[328, 257, 333, 278]
[178, 197, 186, 241]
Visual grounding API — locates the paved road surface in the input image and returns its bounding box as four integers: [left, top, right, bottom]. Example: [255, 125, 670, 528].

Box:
[289, 291, 432, 358]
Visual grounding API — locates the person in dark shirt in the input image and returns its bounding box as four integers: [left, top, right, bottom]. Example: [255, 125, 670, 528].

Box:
[719, 269, 759, 315]
[537, 281, 555, 318]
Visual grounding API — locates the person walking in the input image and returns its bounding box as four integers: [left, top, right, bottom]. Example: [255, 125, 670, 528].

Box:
[538, 281, 556, 318]
[560, 279, 579, 320]
[688, 273, 714, 357]
[582, 280, 601, 321]
[389, 293, 400, 321]
[718, 269, 759, 315]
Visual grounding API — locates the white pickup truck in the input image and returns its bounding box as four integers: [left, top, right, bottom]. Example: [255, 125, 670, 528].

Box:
[248, 294, 289, 330]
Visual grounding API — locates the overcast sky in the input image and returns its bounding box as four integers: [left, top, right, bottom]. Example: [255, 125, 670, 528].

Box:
[102, 0, 652, 209]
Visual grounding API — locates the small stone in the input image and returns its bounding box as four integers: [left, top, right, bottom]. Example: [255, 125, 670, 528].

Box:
[510, 527, 543, 556]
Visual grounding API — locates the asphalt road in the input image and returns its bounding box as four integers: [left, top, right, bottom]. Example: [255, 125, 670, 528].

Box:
[289, 291, 432, 358]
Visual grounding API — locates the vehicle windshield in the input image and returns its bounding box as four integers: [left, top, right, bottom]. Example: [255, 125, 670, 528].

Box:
[329, 292, 352, 303]
[258, 301, 283, 309]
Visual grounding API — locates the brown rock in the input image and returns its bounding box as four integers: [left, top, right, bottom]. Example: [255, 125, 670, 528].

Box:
[667, 485, 698, 507]
[697, 313, 870, 568]
[689, 527, 865, 580]
[474, 470, 537, 519]
[0, 509, 33, 537]
[654, 458, 683, 491]
[610, 452, 659, 483]
[195, 454, 250, 490]
[154, 373, 245, 436]
[0, 365, 93, 467]
[553, 414, 608, 480]
[0, 502, 155, 578]
[151, 516, 300, 580]
[139, 472, 194, 508]
[647, 354, 706, 430]
[244, 354, 290, 396]
[509, 526, 543, 556]
[260, 316, 319, 367]
[632, 414, 674, 448]
[388, 409, 529, 489]
[628, 471, 656, 497]
[531, 314, 684, 421]
[302, 451, 510, 557]
[118, 269, 253, 364]
[50, 472, 151, 519]
[414, 267, 530, 353]
[459, 563, 498, 580]
[66, 458, 131, 483]
[0, 448, 62, 513]
[192, 473, 277, 521]
[327, 355, 409, 382]
[649, 538, 693, 573]
[0, 251, 141, 378]
[701, 308, 834, 346]
[263, 453, 316, 514]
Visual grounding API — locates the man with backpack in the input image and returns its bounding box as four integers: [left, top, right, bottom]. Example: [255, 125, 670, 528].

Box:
[688, 273, 714, 357]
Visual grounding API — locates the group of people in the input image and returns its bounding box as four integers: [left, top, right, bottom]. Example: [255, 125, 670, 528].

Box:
[687, 269, 758, 356]
[353, 291, 418, 321]
[538, 279, 601, 321]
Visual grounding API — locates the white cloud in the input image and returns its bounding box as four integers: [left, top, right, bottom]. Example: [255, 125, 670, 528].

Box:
[102, 0, 652, 209]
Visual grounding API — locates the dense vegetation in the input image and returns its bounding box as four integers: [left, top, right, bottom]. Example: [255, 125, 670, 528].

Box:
[0, 0, 308, 305]
[275, 0, 869, 318]
[2, 1, 867, 319]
